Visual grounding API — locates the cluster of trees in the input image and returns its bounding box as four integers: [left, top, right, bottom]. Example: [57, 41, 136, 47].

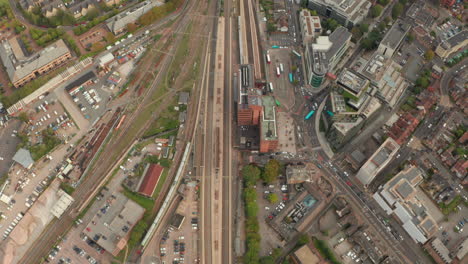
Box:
[321, 18, 339, 33]
[30, 28, 64, 47]
[29, 128, 62, 160]
[263, 159, 280, 183]
[242, 165, 262, 264]
[73, 11, 117, 36]
[351, 23, 369, 40]
[138, 0, 184, 26]
[22, 7, 76, 27]
[19, 34, 33, 54]
[242, 160, 283, 263]
[29, 28, 80, 56]
[144, 155, 172, 168]
[361, 29, 383, 50]
[0, 1, 25, 34]
[377, 0, 390, 6]
[312, 237, 341, 264]
[0, 1, 12, 18]
[63, 34, 81, 56]
[424, 50, 435, 61]
[392, 2, 404, 19]
[412, 69, 431, 94]
[371, 4, 383, 18]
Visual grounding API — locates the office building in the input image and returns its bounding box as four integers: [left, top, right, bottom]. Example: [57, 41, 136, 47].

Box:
[373, 166, 442, 244]
[304, 26, 351, 88]
[299, 10, 321, 45]
[377, 19, 411, 58]
[307, 0, 371, 28]
[356, 138, 400, 186]
[435, 30, 468, 59]
[325, 68, 381, 149]
[0, 39, 72, 88]
[259, 96, 278, 153]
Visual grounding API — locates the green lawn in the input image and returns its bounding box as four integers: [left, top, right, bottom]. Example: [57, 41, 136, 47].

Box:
[439, 195, 464, 215]
[312, 237, 341, 264]
[121, 186, 155, 251]
[152, 169, 169, 199]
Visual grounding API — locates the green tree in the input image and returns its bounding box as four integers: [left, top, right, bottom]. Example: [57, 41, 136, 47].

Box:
[126, 22, 138, 33]
[18, 112, 29, 123]
[359, 23, 369, 33]
[424, 50, 435, 61]
[263, 159, 280, 183]
[260, 256, 275, 264]
[267, 193, 279, 204]
[242, 165, 261, 186]
[371, 5, 383, 18]
[322, 18, 339, 32]
[309, 9, 318, 16]
[415, 77, 430, 89]
[378, 21, 387, 31]
[297, 233, 310, 246]
[361, 29, 382, 50]
[105, 32, 115, 43]
[378, 0, 390, 6]
[407, 33, 414, 43]
[392, 3, 404, 19]
[351, 26, 363, 39]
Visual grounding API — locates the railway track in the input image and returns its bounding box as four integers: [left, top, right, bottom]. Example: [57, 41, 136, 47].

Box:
[18, 1, 197, 263]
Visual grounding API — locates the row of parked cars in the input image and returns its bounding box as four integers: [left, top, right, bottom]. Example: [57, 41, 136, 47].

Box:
[2, 212, 24, 240]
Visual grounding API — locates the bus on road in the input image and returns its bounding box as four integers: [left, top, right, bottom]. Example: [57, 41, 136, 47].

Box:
[276, 67, 281, 77]
[305, 110, 315, 120]
[289, 73, 294, 83]
[279, 63, 284, 72]
[292, 50, 301, 58]
[266, 54, 271, 64]
[272, 45, 280, 49]
[269, 82, 274, 92]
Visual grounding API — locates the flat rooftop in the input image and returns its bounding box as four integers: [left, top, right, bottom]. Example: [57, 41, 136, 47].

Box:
[83, 192, 145, 255]
[312, 0, 371, 21]
[261, 96, 277, 141]
[380, 19, 411, 51]
[337, 69, 369, 96]
[327, 26, 352, 58]
[361, 53, 388, 81]
[441, 30, 468, 49]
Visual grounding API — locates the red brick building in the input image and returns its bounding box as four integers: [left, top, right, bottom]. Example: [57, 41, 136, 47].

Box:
[238, 104, 262, 125]
[441, 0, 456, 7]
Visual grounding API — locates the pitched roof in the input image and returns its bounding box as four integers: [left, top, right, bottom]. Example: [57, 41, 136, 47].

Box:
[12, 148, 34, 169]
[138, 164, 164, 197]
